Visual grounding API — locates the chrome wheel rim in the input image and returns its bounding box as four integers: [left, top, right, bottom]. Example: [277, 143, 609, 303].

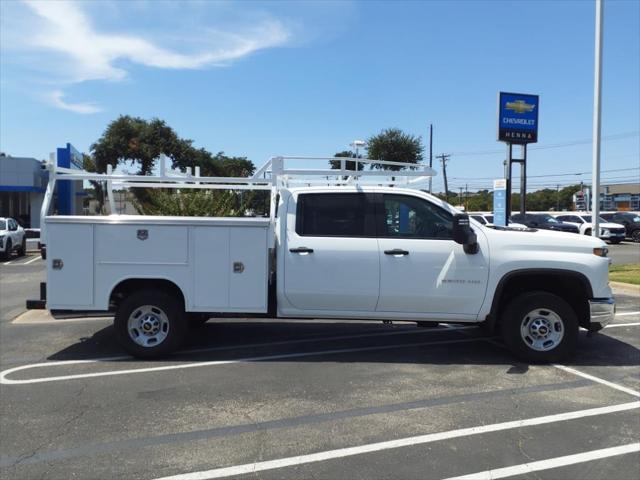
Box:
[520, 308, 564, 352]
[127, 305, 169, 348]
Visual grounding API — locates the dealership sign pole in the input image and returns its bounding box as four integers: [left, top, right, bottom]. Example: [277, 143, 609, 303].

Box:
[591, 0, 603, 236]
[497, 92, 539, 225]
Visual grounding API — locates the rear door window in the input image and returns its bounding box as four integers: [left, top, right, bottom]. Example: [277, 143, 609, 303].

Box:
[296, 193, 374, 237]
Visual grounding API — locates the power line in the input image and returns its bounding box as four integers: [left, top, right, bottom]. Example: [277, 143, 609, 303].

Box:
[449, 131, 639, 157]
[450, 166, 639, 181]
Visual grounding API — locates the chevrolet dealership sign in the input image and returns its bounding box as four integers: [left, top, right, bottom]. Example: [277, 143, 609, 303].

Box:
[498, 92, 539, 144]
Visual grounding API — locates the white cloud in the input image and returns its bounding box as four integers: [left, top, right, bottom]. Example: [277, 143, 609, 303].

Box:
[23, 0, 291, 83]
[46, 90, 102, 114]
[4, 1, 291, 113]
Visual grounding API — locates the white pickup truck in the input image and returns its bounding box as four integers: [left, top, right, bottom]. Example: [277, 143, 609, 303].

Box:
[29, 156, 615, 363]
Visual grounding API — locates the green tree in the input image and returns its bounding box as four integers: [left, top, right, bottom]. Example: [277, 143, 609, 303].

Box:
[366, 128, 424, 170]
[329, 150, 364, 172]
[88, 116, 259, 216]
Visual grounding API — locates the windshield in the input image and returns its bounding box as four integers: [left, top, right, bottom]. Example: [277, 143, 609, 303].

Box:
[485, 215, 494, 223]
[539, 214, 560, 223]
[0, 220, 6, 230]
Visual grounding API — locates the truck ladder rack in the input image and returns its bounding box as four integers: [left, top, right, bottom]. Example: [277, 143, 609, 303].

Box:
[39, 154, 436, 243]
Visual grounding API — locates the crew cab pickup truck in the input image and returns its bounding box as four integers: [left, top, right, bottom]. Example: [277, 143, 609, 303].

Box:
[29, 156, 615, 363]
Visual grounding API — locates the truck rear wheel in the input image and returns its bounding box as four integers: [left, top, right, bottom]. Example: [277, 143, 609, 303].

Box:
[500, 291, 578, 363]
[114, 290, 187, 358]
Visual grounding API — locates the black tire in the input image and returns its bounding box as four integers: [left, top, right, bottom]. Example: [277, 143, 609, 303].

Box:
[114, 289, 188, 359]
[584, 229, 592, 236]
[40, 246, 46, 260]
[500, 291, 578, 363]
[632, 229, 640, 243]
[1, 239, 12, 260]
[18, 238, 26, 257]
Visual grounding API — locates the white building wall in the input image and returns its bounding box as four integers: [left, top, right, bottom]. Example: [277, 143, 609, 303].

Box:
[29, 193, 44, 228]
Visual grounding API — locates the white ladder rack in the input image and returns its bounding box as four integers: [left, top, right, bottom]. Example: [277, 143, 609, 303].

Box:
[40, 155, 436, 243]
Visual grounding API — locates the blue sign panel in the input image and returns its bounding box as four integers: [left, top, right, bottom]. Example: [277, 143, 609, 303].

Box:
[56, 143, 82, 215]
[493, 179, 507, 227]
[498, 92, 539, 144]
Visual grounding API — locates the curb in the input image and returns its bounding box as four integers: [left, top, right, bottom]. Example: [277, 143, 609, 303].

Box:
[611, 281, 640, 297]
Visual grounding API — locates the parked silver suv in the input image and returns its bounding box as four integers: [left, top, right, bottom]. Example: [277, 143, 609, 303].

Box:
[0, 217, 26, 260]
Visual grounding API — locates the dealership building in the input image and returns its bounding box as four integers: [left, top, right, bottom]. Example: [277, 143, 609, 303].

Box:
[572, 182, 639, 212]
[600, 183, 640, 211]
[0, 143, 84, 228]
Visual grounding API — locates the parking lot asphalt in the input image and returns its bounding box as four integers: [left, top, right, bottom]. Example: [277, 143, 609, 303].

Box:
[0, 247, 639, 480]
[609, 240, 640, 265]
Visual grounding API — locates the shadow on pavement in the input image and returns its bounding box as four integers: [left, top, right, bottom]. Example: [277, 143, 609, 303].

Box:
[46, 320, 640, 368]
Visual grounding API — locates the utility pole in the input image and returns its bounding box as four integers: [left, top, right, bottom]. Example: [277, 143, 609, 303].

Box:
[556, 184, 560, 211]
[459, 187, 463, 207]
[437, 153, 451, 202]
[465, 183, 469, 211]
[428, 124, 433, 194]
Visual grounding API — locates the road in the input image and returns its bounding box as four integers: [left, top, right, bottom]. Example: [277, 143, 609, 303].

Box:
[608, 240, 640, 265]
[0, 248, 638, 479]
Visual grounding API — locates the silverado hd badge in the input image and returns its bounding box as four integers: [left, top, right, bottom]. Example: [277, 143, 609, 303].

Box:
[137, 229, 148, 240]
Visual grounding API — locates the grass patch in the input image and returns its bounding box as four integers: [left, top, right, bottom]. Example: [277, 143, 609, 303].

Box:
[609, 264, 640, 285]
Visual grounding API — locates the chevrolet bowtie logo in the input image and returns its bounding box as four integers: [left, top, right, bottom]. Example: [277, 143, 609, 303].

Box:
[505, 100, 536, 114]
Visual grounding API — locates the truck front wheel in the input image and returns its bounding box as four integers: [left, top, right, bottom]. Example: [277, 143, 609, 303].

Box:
[114, 290, 188, 358]
[500, 292, 578, 363]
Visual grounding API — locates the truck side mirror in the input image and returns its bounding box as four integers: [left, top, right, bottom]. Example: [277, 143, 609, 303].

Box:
[452, 214, 478, 254]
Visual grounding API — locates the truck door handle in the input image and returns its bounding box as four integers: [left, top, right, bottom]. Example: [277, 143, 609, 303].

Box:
[289, 247, 314, 254]
[384, 249, 409, 256]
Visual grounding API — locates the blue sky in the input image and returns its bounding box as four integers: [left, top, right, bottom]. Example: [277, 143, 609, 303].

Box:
[1, 0, 638, 193]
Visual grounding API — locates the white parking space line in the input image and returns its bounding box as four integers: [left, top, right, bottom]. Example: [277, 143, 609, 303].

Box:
[443, 442, 640, 480]
[616, 311, 640, 317]
[606, 322, 640, 328]
[0, 335, 484, 385]
[1, 255, 40, 266]
[152, 402, 640, 480]
[23, 255, 41, 265]
[12, 315, 113, 325]
[553, 364, 640, 398]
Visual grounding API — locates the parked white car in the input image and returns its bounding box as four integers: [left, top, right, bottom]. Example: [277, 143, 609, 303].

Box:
[469, 213, 527, 229]
[552, 213, 626, 244]
[28, 156, 615, 364]
[0, 217, 26, 260]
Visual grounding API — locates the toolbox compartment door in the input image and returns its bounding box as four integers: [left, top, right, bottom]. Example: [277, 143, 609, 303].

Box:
[46, 223, 94, 309]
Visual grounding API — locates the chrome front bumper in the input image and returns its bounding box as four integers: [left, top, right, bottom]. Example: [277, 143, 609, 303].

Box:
[588, 298, 616, 331]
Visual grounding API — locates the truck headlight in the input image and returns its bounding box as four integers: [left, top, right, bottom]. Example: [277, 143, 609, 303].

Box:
[600, 228, 609, 235]
[593, 247, 608, 257]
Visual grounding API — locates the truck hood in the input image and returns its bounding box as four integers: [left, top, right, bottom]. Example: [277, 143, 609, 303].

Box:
[480, 224, 606, 252]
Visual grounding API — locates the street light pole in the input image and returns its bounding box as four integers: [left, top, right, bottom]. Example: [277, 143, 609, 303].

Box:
[591, 0, 603, 236]
[350, 140, 367, 158]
